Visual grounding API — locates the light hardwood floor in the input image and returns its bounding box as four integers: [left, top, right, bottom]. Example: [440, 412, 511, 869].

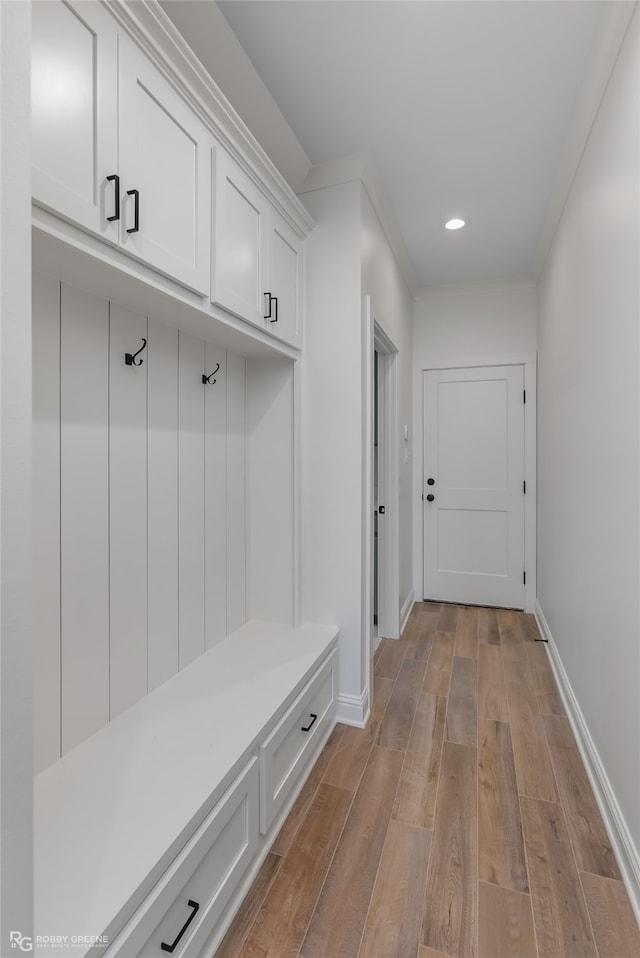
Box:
[214, 604, 640, 958]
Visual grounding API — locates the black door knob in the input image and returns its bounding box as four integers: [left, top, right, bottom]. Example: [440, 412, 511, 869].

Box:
[427, 478, 435, 486]
[426, 494, 435, 502]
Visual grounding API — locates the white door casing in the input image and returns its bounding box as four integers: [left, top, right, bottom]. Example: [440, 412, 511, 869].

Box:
[423, 364, 526, 608]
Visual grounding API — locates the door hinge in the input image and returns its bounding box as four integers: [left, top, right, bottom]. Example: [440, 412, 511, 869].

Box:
[523, 390, 526, 404]
[523, 480, 526, 494]
[523, 571, 526, 585]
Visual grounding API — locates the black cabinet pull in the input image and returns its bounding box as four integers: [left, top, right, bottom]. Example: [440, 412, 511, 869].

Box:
[106, 174, 120, 222]
[426, 494, 435, 502]
[263, 293, 278, 323]
[301, 713, 317, 733]
[161, 899, 200, 953]
[126, 189, 140, 233]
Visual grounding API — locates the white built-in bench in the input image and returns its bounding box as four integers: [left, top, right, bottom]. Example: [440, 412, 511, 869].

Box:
[34, 621, 339, 958]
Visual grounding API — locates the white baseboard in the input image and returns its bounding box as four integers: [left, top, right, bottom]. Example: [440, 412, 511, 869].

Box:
[400, 589, 415, 635]
[336, 688, 370, 728]
[535, 600, 640, 925]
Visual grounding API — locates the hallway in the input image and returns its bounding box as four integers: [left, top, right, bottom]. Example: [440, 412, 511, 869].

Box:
[215, 603, 640, 958]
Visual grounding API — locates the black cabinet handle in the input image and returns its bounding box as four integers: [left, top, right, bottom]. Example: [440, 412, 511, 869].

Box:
[126, 188, 140, 233]
[161, 899, 199, 953]
[106, 174, 120, 222]
[426, 494, 435, 502]
[427, 478, 435, 486]
[263, 293, 278, 323]
[301, 713, 317, 733]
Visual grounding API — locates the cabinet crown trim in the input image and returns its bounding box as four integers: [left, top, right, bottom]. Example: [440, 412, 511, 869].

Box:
[103, 0, 314, 238]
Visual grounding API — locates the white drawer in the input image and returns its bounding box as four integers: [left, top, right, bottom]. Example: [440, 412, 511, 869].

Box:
[108, 759, 259, 958]
[259, 649, 337, 833]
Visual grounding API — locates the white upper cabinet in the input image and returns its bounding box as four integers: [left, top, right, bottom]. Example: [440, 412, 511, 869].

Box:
[31, 1, 211, 296]
[32, 0, 309, 341]
[32, 0, 119, 243]
[117, 36, 211, 295]
[213, 151, 303, 348]
[212, 150, 268, 328]
[266, 207, 303, 348]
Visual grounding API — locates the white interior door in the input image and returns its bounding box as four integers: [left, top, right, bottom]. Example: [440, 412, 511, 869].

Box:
[423, 365, 525, 608]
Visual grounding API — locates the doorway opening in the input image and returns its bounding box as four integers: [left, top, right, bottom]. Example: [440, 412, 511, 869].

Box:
[372, 323, 400, 647]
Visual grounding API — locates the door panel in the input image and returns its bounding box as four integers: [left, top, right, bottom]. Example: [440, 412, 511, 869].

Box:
[212, 151, 266, 327]
[423, 365, 525, 608]
[118, 36, 211, 294]
[31, 0, 118, 241]
[266, 209, 302, 347]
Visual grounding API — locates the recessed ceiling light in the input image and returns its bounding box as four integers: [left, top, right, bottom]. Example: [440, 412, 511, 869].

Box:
[445, 218, 466, 230]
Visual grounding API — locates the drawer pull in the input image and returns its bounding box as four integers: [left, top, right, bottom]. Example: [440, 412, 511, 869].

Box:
[263, 292, 278, 323]
[301, 713, 318, 733]
[160, 898, 200, 954]
[126, 188, 140, 234]
[106, 174, 120, 222]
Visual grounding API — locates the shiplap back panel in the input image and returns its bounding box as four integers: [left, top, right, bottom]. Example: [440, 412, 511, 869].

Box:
[33, 278, 248, 771]
[32, 273, 61, 772]
[226, 351, 247, 632]
[204, 342, 228, 649]
[178, 331, 206, 669]
[246, 358, 294, 623]
[147, 320, 179, 692]
[60, 283, 110, 754]
[109, 304, 148, 718]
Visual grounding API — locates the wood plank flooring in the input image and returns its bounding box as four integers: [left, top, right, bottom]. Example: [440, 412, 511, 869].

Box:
[214, 603, 640, 958]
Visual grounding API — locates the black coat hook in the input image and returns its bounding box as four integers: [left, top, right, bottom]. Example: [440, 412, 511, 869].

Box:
[125, 338, 147, 366]
[202, 363, 221, 385]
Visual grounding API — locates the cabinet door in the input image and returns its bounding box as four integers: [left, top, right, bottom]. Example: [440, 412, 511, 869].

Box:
[118, 36, 211, 295]
[265, 208, 303, 348]
[31, 0, 119, 242]
[212, 150, 268, 328]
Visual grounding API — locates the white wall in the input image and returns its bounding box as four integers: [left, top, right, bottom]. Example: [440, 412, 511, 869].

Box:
[361, 188, 415, 623]
[537, 3, 640, 898]
[412, 281, 537, 599]
[0, 0, 32, 944]
[301, 182, 364, 718]
[301, 179, 414, 722]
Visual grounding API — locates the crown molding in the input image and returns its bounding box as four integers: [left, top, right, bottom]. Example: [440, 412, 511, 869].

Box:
[299, 153, 419, 296]
[415, 275, 536, 302]
[104, 0, 315, 237]
[534, 0, 638, 278]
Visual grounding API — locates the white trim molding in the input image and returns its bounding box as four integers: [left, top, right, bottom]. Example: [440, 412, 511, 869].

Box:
[535, 600, 640, 925]
[336, 689, 370, 729]
[416, 275, 536, 302]
[400, 589, 415, 635]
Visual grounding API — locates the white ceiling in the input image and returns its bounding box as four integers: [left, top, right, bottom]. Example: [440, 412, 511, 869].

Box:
[166, 1, 621, 289]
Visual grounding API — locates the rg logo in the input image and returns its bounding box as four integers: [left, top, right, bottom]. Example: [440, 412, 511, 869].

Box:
[10, 932, 33, 952]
